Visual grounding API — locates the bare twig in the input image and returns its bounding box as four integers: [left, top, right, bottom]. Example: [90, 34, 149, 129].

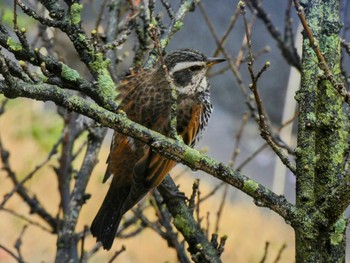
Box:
[55, 126, 106, 262]
[236, 143, 268, 171]
[236, 111, 298, 171]
[145, 0, 200, 66]
[273, 243, 287, 263]
[0, 134, 62, 209]
[198, 1, 258, 119]
[0, 134, 59, 231]
[239, 1, 296, 174]
[161, 0, 175, 20]
[2, 207, 52, 233]
[283, 0, 295, 45]
[16, 0, 64, 28]
[205, 211, 210, 237]
[260, 241, 269, 263]
[79, 226, 89, 263]
[95, 0, 109, 31]
[101, 30, 131, 52]
[0, 99, 8, 115]
[342, 39, 350, 55]
[214, 184, 228, 233]
[196, 181, 201, 225]
[14, 225, 27, 262]
[230, 112, 250, 167]
[108, 245, 126, 263]
[212, 6, 241, 57]
[200, 182, 225, 203]
[0, 243, 24, 263]
[247, 0, 301, 70]
[217, 235, 227, 256]
[189, 179, 200, 215]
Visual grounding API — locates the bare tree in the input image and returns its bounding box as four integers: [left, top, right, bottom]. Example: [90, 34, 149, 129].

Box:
[0, 0, 349, 262]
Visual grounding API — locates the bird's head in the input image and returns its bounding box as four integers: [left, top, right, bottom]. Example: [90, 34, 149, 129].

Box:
[163, 49, 225, 95]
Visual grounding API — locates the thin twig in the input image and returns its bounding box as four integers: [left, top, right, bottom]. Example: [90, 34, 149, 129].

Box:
[196, 182, 201, 225]
[283, 0, 295, 45]
[189, 179, 200, 215]
[108, 245, 126, 263]
[239, 1, 296, 174]
[0, 244, 23, 263]
[248, 0, 301, 70]
[0, 134, 59, 231]
[342, 39, 350, 55]
[230, 112, 250, 167]
[13, 0, 19, 32]
[160, 0, 175, 20]
[14, 225, 27, 262]
[0, 99, 8, 115]
[236, 143, 268, 171]
[0, 134, 63, 209]
[205, 211, 210, 237]
[2, 207, 52, 233]
[198, 1, 257, 118]
[214, 184, 229, 233]
[236, 111, 298, 171]
[260, 241, 269, 263]
[200, 182, 225, 203]
[79, 226, 89, 263]
[95, 0, 109, 31]
[213, 6, 241, 57]
[273, 243, 287, 263]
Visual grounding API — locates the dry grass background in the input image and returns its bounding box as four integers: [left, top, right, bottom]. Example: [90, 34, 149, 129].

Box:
[0, 99, 295, 262]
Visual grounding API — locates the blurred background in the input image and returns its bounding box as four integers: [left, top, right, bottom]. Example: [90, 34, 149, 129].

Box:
[0, 0, 350, 262]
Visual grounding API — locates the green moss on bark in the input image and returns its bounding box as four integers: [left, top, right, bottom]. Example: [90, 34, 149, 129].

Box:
[89, 53, 115, 101]
[60, 63, 80, 81]
[6, 37, 22, 51]
[70, 3, 83, 25]
[295, 0, 347, 261]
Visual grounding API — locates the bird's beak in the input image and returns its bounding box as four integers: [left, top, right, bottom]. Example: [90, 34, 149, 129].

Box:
[206, 57, 226, 67]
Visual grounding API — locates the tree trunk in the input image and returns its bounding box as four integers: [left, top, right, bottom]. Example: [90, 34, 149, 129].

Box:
[295, 0, 347, 261]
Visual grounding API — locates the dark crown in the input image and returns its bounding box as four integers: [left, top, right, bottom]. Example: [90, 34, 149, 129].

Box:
[164, 49, 207, 70]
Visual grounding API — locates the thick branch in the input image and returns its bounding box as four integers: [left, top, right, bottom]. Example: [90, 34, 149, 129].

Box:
[158, 176, 221, 263]
[0, 80, 296, 225]
[55, 127, 106, 262]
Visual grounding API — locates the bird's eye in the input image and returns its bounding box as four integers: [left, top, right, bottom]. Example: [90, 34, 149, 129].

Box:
[189, 65, 203, 71]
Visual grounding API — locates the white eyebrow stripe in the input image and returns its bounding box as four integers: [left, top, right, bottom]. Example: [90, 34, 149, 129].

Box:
[169, 61, 205, 74]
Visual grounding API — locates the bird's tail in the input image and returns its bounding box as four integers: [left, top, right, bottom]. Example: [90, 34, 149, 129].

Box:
[90, 185, 130, 250]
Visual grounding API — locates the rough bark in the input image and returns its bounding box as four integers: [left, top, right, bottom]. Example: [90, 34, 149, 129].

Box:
[295, 0, 347, 261]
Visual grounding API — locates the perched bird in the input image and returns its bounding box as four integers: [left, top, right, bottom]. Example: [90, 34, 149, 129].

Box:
[91, 49, 225, 250]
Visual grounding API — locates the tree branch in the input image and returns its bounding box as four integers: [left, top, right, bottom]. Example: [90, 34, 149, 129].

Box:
[158, 176, 221, 263]
[0, 79, 297, 225]
[293, 0, 350, 104]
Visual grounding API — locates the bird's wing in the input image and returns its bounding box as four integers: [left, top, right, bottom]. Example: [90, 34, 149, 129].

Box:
[180, 103, 203, 146]
[128, 110, 180, 198]
[103, 132, 140, 184]
[115, 70, 150, 102]
[128, 103, 204, 193]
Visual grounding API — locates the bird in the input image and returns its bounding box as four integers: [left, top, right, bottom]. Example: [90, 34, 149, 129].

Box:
[90, 48, 225, 250]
